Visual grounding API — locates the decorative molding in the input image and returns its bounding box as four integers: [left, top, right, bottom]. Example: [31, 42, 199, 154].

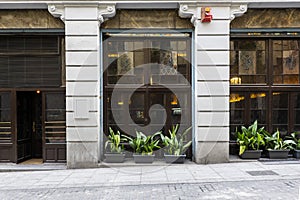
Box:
[178, 4, 198, 27]
[48, 4, 65, 22]
[98, 4, 116, 24]
[230, 4, 247, 21]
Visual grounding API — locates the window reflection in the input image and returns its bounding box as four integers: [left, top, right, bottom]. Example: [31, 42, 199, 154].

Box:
[273, 40, 300, 84]
[104, 34, 191, 85]
[230, 40, 266, 84]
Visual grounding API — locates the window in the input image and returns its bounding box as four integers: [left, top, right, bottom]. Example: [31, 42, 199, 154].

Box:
[273, 40, 300, 84]
[103, 32, 192, 157]
[0, 92, 11, 143]
[45, 93, 66, 144]
[230, 37, 300, 141]
[230, 40, 266, 84]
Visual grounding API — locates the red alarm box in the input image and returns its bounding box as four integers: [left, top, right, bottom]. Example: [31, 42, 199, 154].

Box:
[201, 7, 213, 23]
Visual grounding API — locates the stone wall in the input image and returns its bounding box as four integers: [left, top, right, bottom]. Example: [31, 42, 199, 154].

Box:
[0, 10, 63, 29]
[102, 10, 193, 29]
[231, 9, 300, 29]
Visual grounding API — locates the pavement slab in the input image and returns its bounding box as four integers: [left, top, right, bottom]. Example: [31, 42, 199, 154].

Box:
[0, 161, 300, 199]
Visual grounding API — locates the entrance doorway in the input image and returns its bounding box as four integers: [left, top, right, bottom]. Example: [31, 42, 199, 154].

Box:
[16, 91, 42, 163]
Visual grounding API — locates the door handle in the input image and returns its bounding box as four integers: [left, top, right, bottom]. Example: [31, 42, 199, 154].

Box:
[32, 121, 35, 132]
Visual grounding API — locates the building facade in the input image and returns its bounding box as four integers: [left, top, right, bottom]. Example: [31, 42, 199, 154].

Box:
[0, 0, 299, 168]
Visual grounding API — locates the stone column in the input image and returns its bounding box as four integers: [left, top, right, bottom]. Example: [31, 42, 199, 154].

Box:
[179, 3, 247, 164]
[48, 4, 116, 168]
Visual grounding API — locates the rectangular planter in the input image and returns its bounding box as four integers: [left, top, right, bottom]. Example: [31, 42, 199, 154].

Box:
[133, 154, 154, 163]
[267, 149, 290, 159]
[105, 153, 125, 163]
[239, 150, 262, 159]
[293, 150, 300, 159]
[164, 154, 186, 164]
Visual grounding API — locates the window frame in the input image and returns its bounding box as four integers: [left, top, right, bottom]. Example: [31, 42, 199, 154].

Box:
[230, 35, 300, 141]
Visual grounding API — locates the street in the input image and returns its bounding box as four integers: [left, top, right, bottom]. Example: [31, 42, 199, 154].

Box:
[0, 161, 300, 200]
[0, 179, 298, 200]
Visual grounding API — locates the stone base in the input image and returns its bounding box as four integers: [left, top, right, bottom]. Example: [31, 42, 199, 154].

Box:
[67, 142, 99, 169]
[194, 142, 229, 164]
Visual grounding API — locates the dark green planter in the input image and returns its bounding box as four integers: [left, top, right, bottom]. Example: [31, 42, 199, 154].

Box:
[239, 150, 262, 159]
[293, 150, 300, 159]
[133, 154, 155, 163]
[164, 154, 186, 164]
[267, 149, 290, 159]
[105, 153, 125, 163]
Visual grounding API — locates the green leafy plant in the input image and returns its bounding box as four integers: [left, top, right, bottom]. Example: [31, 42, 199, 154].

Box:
[105, 127, 127, 153]
[236, 120, 265, 155]
[160, 124, 192, 156]
[284, 132, 300, 150]
[264, 129, 296, 150]
[124, 131, 161, 155]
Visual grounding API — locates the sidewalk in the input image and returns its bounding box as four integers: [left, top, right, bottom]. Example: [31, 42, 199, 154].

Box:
[0, 158, 300, 189]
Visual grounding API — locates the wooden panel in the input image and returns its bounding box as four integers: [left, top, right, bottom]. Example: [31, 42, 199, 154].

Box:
[0, 144, 13, 162]
[57, 147, 66, 161]
[44, 144, 66, 162]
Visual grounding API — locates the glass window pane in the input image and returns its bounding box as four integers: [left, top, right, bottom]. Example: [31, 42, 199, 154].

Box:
[45, 92, 66, 144]
[250, 93, 267, 124]
[283, 40, 299, 50]
[273, 40, 300, 85]
[272, 110, 288, 124]
[230, 110, 244, 124]
[295, 93, 300, 109]
[272, 93, 288, 108]
[230, 39, 266, 85]
[0, 92, 11, 142]
[273, 40, 282, 51]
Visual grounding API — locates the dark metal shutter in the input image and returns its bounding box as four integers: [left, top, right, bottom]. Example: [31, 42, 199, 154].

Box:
[0, 35, 62, 88]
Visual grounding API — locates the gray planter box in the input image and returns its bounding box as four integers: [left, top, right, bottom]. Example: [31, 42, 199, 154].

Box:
[239, 150, 262, 159]
[105, 153, 125, 163]
[164, 154, 186, 163]
[133, 154, 155, 163]
[293, 150, 300, 159]
[267, 149, 290, 159]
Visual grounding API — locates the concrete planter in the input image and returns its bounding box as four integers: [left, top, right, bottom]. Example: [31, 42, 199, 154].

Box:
[267, 149, 290, 159]
[104, 153, 125, 163]
[293, 150, 300, 159]
[133, 154, 155, 163]
[239, 150, 262, 159]
[164, 154, 186, 164]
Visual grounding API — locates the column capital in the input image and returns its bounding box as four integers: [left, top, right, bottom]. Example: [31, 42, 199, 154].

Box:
[230, 4, 247, 21]
[178, 4, 199, 27]
[48, 3, 116, 25]
[98, 4, 116, 24]
[179, 3, 248, 26]
[48, 4, 65, 22]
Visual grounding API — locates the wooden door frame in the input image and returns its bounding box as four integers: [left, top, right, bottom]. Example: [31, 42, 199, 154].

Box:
[7, 88, 65, 163]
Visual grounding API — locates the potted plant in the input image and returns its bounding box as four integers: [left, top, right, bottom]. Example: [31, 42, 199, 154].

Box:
[160, 125, 192, 163]
[104, 127, 127, 163]
[124, 131, 161, 163]
[264, 129, 295, 159]
[236, 120, 265, 159]
[285, 132, 300, 158]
